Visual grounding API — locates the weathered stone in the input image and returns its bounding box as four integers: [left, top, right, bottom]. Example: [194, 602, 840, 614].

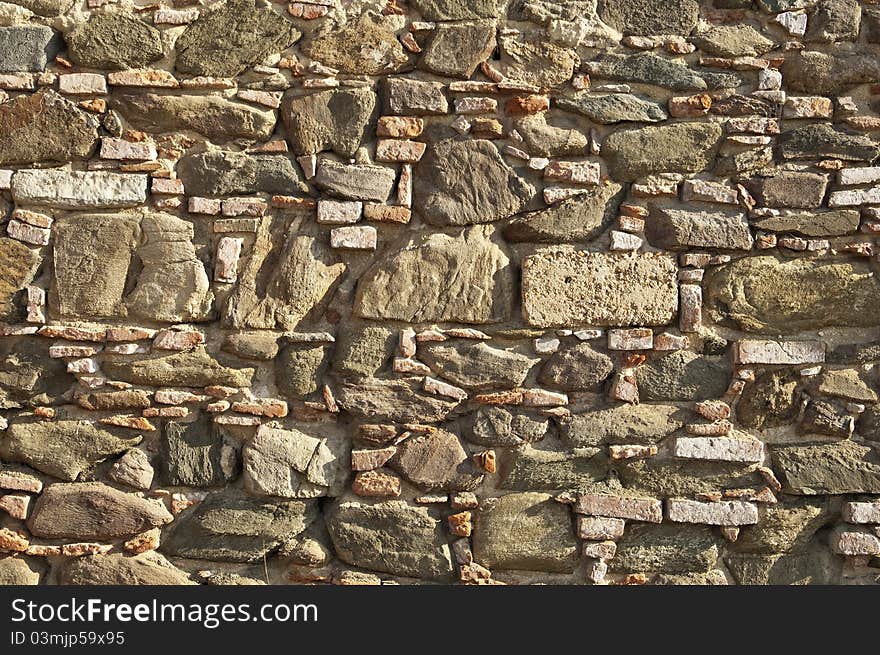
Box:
[275, 344, 326, 398]
[603, 122, 723, 181]
[610, 524, 719, 574]
[177, 150, 303, 196]
[799, 398, 852, 438]
[59, 552, 194, 585]
[162, 489, 317, 563]
[597, 0, 699, 36]
[314, 160, 396, 203]
[588, 54, 741, 91]
[733, 499, 832, 554]
[781, 51, 880, 95]
[223, 332, 280, 361]
[14, 170, 145, 210]
[0, 26, 58, 72]
[501, 445, 607, 491]
[751, 210, 860, 237]
[176, 0, 300, 77]
[355, 226, 513, 324]
[224, 226, 345, 331]
[667, 499, 759, 526]
[496, 33, 578, 88]
[0, 90, 97, 165]
[817, 368, 878, 403]
[0, 556, 41, 585]
[113, 93, 276, 141]
[674, 435, 764, 464]
[162, 415, 234, 487]
[302, 12, 406, 75]
[5, 0, 72, 16]
[337, 378, 460, 423]
[618, 457, 764, 497]
[636, 351, 732, 402]
[473, 492, 578, 572]
[538, 343, 614, 391]
[0, 340, 73, 409]
[415, 139, 534, 227]
[243, 425, 342, 498]
[726, 545, 841, 585]
[327, 498, 454, 580]
[466, 406, 549, 447]
[779, 123, 880, 162]
[772, 441, 880, 495]
[1, 420, 140, 481]
[646, 207, 752, 251]
[748, 172, 828, 209]
[383, 77, 448, 115]
[107, 449, 154, 491]
[692, 25, 776, 57]
[389, 429, 482, 492]
[285, 88, 377, 159]
[557, 93, 667, 124]
[514, 115, 590, 157]
[101, 347, 254, 388]
[333, 325, 394, 379]
[28, 482, 172, 539]
[411, 0, 502, 20]
[419, 341, 537, 390]
[65, 14, 163, 70]
[521, 251, 678, 328]
[420, 21, 496, 79]
[707, 255, 880, 333]
[0, 238, 40, 320]
[560, 403, 685, 447]
[806, 0, 860, 42]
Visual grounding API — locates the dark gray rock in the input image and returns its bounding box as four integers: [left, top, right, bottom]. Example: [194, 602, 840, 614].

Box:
[806, 0, 860, 42]
[750, 210, 861, 237]
[635, 351, 733, 401]
[466, 406, 549, 447]
[646, 207, 753, 251]
[597, 0, 700, 36]
[782, 51, 880, 95]
[610, 524, 719, 574]
[332, 324, 395, 378]
[419, 341, 537, 390]
[0, 26, 59, 72]
[588, 54, 742, 91]
[336, 378, 461, 423]
[779, 123, 880, 162]
[560, 403, 686, 447]
[177, 150, 303, 197]
[772, 440, 880, 494]
[514, 115, 590, 157]
[603, 122, 723, 181]
[65, 14, 163, 70]
[538, 343, 614, 391]
[748, 171, 828, 209]
[556, 92, 667, 124]
[162, 415, 236, 488]
[500, 445, 607, 491]
[276, 344, 327, 398]
[313, 159, 396, 202]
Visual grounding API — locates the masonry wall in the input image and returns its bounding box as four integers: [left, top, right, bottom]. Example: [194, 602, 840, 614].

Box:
[1, 0, 880, 586]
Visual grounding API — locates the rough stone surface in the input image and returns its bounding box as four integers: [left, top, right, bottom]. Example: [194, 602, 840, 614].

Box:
[302, 12, 405, 76]
[419, 341, 537, 390]
[59, 552, 195, 585]
[66, 14, 163, 70]
[636, 351, 732, 401]
[389, 429, 482, 492]
[647, 207, 753, 251]
[603, 122, 723, 181]
[285, 88, 376, 159]
[0, 26, 58, 72]
[597, 0, 700, 36]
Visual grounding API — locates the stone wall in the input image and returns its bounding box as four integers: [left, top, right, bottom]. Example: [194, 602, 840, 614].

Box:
[1, 0, 879, 587]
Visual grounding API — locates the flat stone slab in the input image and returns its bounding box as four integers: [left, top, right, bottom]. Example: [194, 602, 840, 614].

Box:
[12, 169, 147, 208]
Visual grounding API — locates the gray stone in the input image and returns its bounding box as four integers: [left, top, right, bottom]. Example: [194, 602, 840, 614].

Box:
[707, 255, 880, 333]
[13, 170, 146, 209]
[597, 0, 700, 36]
[336, 378, 460, 423]
[556, 93, 667, 124]
[513, 115, 590, 157]
[113, 93, 276, 142]
[411, 0, 503, 20]
[65, 14, 163, 70]
[333, 325, 395, 378]
[473, 492, 578, 573]
[500, 445, 607, 491]
[313, 159, 396, 203]
[1, 420, 140, 481]
[419, 341, 537, 390]
[538, 343, 614, 391]
[162, 489, 318, 563]
[466, 406, 549, 447]
[0, 340, 73, 409]
[326, 498, 454, 580]
[0, 238, 40, 320]
[0, 90, 96, 165]
[748, 171, 828, 209]
[504, 183, 624, 243]
[276, 344, 326, 398]
[102, 347, 254, 388]
[610, 524, 719, 574]
[589, 54, 741, 91]
[28, 482, 172, 539]
[635, 351, 732, 402]
[496, 33, 579, 88]
[177, 150, 303, 196]
[415, 139, 535, 226]
[59, 552, 195, 586]
[772, 440, 880, 494]
[223, 332, 281, 361]
[354, 226, 514, 324]
[162, 415, 235, 488]
[521, 251, 679, 328]
[383, 78, 448, 116]
[389, 429, 483, 492]
[692, 25, 776, 57]
[779, 123, 880, 162]
[617, 457, 764, 497]
[176, 0, 300, 77]
[0, 556, 41, 585]
[0, 26, 58, 72]
[285, 88, 377, 159]
[604, 122, 723, 182]
[806, 0, 860, 42]
[107, 449, 154, 491]
[560, 403, 687, 448]
[750, 210, 861, 237]
[301, 11, 406, 76]
[419, 21, 496, 79]
[646, 207, 753, 251]
[224, 226, 346, 331]
[781, 51, 880, 95]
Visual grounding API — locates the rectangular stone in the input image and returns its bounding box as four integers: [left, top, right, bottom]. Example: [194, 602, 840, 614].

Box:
[12, 170, 148, 209]
[543, 161, 601, 185]
[843, 501, 880, 525]
[828, 187, 880, 207]
[735, 339, 825, 365]
[58, 73, 107, 95]
[576, 493, 663, 523]
[375, 139, 427, 163]
[6, 219, 50, 246]
[214, 237, 242, 284]
[608, 328, 653, 350]
[673, 437, 764, 463]
[317, 200, 362, 224]
[100, 138, 157, 161]
[831, 530, 880, 556]
[521, 252, 678, 328]
[0, 169, 12, 190]
[838, 167, 880, 186]
[330, 226, 377, 250]
[667, 499, 758, 526]
[577, 516, 625, 540]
